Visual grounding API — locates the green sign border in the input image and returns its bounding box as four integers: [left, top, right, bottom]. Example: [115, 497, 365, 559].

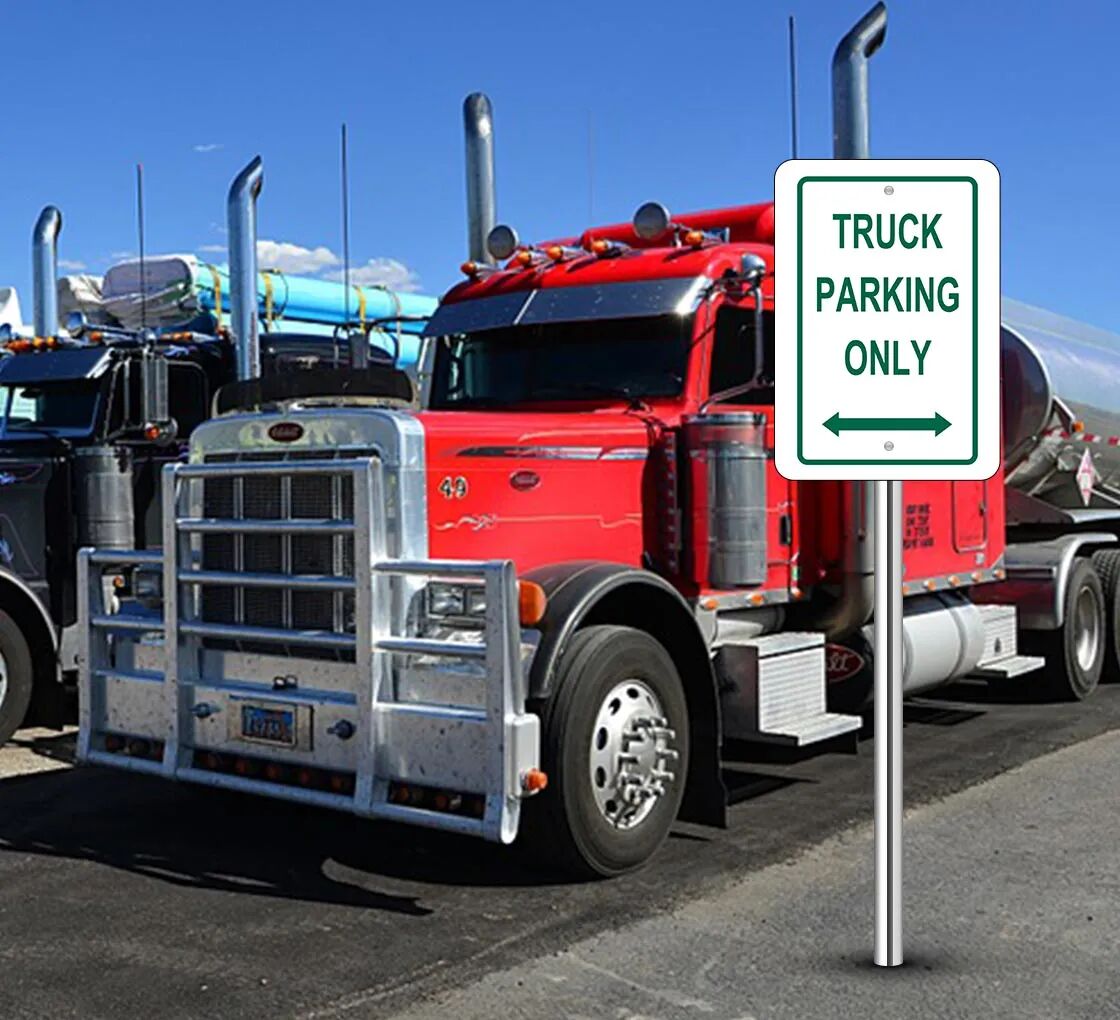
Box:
[795, 175, 979, 466]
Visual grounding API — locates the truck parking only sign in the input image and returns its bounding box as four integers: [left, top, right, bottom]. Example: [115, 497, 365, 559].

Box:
[774, 159, 1000, 480]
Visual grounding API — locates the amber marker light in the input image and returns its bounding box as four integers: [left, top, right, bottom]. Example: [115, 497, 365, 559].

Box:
[546, 245, 565, 262]
[590, 238, 610, 255]
[518, 580, 547, 626]
[683, 229, 705, 248]
[460, 260, 480, 277]
[521, 768, 548, 793]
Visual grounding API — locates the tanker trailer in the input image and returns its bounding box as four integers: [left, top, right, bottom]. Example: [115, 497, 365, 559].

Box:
[968, 298, 1120, 690]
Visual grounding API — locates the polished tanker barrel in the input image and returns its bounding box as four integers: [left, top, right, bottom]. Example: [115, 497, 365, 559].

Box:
[1001, 297, 1120, 508]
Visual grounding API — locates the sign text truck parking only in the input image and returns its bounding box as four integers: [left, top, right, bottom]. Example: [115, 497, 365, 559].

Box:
[775, 159, 1000, 482]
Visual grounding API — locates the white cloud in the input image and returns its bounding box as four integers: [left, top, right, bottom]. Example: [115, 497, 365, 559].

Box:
[58, 258, 87, 271]
[193, 143, 223, 153]
[110, 250, 135, 260]
[192, 239, 421, 293]
[256, 239, 340, 275]
[324, 257, 421, 293]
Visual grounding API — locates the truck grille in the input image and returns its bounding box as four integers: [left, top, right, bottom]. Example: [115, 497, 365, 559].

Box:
[199, 449, 375, 659]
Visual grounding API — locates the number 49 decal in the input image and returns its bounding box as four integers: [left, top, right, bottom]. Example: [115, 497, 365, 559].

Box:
[438, 475, 469, 500]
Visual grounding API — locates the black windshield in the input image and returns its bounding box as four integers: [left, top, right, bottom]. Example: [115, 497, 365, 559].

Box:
[429, 314, 691, 409]
[0, 380, 102, 438]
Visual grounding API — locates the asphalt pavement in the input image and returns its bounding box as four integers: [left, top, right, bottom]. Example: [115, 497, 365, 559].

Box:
[1, 679, 1119, 1020]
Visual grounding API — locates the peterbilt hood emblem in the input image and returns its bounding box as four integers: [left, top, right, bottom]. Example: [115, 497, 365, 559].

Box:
[268, 422, 305, 443]
[825, 644, 866, 683]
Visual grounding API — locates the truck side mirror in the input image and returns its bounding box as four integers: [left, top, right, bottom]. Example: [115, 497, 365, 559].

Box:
[65, 310, 86, 336]
[141, 350, 169, 426]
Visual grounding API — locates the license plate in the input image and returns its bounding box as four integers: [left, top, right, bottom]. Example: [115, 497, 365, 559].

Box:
[240, 704, 296, 747]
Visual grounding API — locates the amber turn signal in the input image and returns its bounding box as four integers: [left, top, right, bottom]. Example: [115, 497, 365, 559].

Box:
[521, 768, 548, 793]
[517, 580, 547, 626]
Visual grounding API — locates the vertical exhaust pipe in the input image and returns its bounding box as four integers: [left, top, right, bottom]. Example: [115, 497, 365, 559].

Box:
[227, 156, 264, 381]
[463, 93, 497, 263]
[815, 2, 887, 639]
[832, 2, 887, 160]
[32, 206, 62, 338]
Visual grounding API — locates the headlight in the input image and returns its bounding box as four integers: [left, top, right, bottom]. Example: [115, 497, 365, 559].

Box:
[426, 582, 486, 620]
[427, 582, 467, 617]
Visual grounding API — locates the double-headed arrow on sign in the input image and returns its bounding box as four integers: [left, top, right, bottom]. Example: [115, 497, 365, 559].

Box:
[823, 412, 952, 436]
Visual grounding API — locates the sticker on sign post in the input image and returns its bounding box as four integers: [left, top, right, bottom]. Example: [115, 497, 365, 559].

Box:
[774, 158, 1000, 481]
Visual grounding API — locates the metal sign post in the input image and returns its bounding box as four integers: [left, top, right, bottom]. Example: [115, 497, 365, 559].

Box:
[874, 478, 903, 965]
[774, 156, 1000, 968]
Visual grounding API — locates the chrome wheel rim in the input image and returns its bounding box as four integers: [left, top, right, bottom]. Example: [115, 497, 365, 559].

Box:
[0, 648, 8, 711]
[1075, 585, 1102, 673]
[589, 679, 679, 830]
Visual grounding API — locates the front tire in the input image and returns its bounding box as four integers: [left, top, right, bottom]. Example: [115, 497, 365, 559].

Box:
[529, 625, 689, 878]
[1022, 559, 1104, 701]
[0, 610, 34, 746]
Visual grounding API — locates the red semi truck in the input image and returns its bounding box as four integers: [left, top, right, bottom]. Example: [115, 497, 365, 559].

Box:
[75, 7, 1120, 876]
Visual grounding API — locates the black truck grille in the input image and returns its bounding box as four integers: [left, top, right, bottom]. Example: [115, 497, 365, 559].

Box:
[199, 450, 373, 660]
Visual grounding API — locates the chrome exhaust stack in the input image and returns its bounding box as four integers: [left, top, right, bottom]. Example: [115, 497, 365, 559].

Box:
[228, 156, 264, 381]
[463, 93, 497, 264]
[832, 2, 887, 160]
[32, 206, 62, 338]
[815, 2, 887, 638]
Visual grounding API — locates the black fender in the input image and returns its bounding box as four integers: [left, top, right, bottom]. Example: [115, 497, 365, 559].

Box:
[522, 561, 726, 828]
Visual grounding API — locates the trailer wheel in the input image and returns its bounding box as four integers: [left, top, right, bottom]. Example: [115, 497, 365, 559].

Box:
[528, 625, 689, 878]
[1090, 549, 1120, 683]
[0, 610, 34, 746]
[1024, 559, 1104, 701]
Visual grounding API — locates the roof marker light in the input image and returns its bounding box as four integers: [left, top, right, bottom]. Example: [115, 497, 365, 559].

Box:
[683, 229, 705, 248]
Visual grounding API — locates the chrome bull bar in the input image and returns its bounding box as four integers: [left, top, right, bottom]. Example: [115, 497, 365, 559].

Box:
[77, 457, 539, 844]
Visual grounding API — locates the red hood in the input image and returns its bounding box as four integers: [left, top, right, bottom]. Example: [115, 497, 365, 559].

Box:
[419, 409, 658, 573]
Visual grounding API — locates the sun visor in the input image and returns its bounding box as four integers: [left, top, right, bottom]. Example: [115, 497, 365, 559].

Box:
[0, 347, 113, 385]
[423, 277, 707, 337]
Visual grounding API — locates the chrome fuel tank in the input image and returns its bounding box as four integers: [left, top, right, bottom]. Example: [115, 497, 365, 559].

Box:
[1001, 298, 1120, 510]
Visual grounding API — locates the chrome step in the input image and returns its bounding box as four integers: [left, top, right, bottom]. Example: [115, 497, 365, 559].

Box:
[717, 631, 861, 746]
[970, 654, 1046, 680]
[969, 605, 1044, 680]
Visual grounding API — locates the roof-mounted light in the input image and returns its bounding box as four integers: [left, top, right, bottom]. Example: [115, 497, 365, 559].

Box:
[588, 238, 629, 258]
[633, 201, 672, 241]
[486, 224, 520, 261]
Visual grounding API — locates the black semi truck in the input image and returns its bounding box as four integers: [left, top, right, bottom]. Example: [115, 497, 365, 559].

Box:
[0, 158, 423, 743]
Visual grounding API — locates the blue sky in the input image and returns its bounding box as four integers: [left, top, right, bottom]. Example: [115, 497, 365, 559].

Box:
[2, 0, 1118, 330]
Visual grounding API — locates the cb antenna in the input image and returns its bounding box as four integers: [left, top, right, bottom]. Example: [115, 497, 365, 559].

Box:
[788, 15, 800, 159]
[136, 162, 148, 330]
